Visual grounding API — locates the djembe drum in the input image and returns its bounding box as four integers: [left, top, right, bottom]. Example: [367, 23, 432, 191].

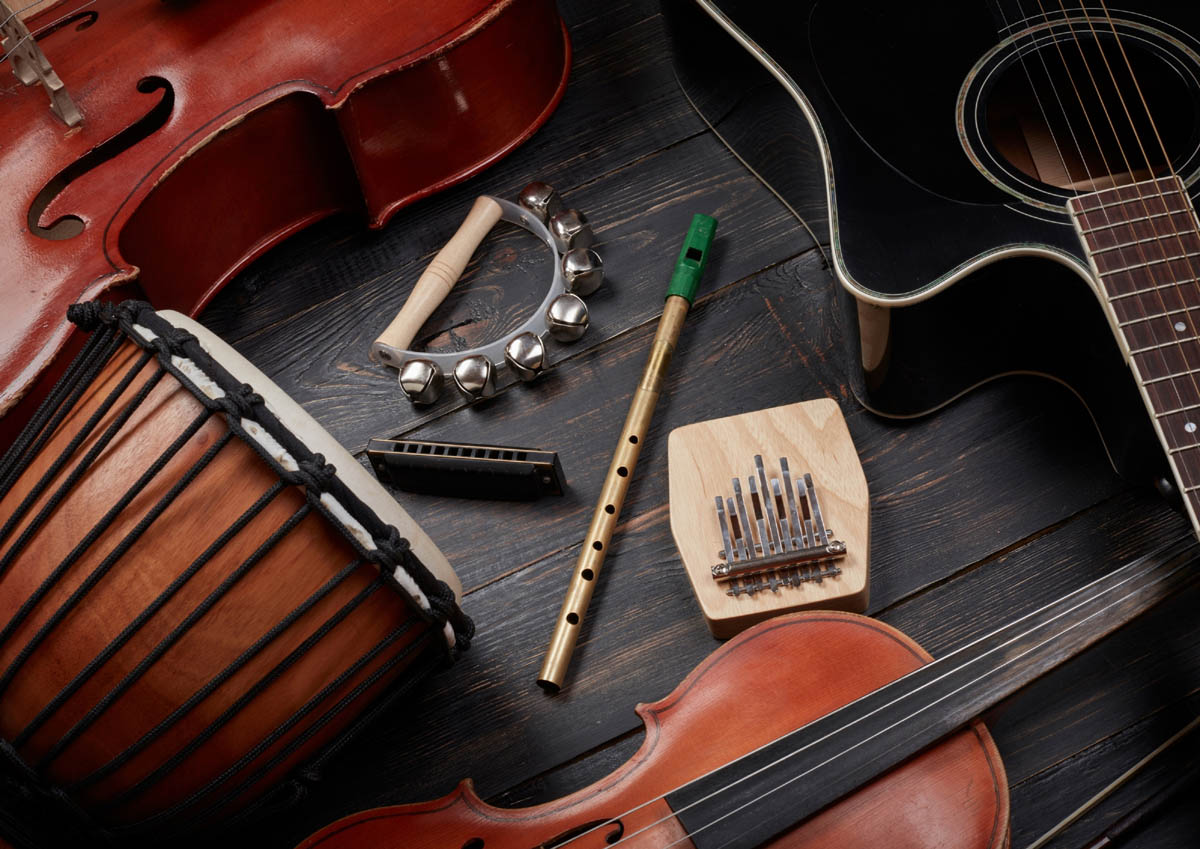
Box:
[0, 301, 471, 845]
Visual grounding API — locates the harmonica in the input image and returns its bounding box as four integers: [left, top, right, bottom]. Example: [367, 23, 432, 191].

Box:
[367, 438, 565, 500]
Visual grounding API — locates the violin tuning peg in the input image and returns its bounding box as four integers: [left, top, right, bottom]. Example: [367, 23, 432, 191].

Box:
[504, 332, 547, 382]
[549, 209, 595, 252]
[546, 293, 589, 342]
[453, 355, 496, 400]
[519, 182, 563, 225]
[398, 359, 443, 405]
[562, 247, 604, 296]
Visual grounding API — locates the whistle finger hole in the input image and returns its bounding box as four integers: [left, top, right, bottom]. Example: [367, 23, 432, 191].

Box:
[582, 569, 594, 580]
[592, 541, 603, 551]
[567, 612, 580, 625]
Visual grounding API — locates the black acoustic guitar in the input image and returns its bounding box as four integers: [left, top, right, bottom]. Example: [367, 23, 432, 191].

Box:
[665, 1, 1200, 533]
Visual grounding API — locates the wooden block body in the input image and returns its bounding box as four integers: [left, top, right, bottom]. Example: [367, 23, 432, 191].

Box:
[668, 400, 870, 638]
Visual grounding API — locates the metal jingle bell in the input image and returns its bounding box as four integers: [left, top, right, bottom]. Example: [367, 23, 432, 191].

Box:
[453, 355, 497, 400]
[398, 359, 444, 405]
[504, 332, 547, 382]
[518, 181, 563, 225]
[561, 247, 604, 297]
[548, 209, 595, 252]
[546, 293, 589, 342]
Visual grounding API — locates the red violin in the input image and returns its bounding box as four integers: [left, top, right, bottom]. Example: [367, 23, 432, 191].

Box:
[298, 612, 1011, 849]
[0, 0, 569, 428]
[294, 540, 1197, 849]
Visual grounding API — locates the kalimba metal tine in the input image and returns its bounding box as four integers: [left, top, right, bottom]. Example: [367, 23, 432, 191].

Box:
[733, 479, 756, 560]
[781, 457, 805, 548]
[748, 475, 773, 557]
[805, 472, 829, 546]
[755, 455, 781, 554]
[715, 496, 735, 564]
[772, 478, 792, 551]
[727, 496, 749, 561]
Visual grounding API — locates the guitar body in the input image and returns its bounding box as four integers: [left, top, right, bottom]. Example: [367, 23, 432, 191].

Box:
[0, 0, 569, 432]
[665, 0, 1200, 482]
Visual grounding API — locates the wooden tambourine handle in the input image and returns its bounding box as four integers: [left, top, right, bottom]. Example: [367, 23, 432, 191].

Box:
[371, 196, 503, 361]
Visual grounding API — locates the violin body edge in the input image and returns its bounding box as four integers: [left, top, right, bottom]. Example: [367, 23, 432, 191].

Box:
[297, 611, 1010, 849]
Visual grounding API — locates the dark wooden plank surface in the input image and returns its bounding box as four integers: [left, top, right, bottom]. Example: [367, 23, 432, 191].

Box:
[190, 2, 1200, 847]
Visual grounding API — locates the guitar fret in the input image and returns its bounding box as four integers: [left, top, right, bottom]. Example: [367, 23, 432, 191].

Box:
[1080, 210, 1183, 234]
[1166, 443, 1200, 455]
[1157, 401, 1200, 417]
[1097, 250, 1200, 276]
[1091, 233, 1187, 255]
[1109, 278, 1200, 300]
[1118, 306, 1200, 327]
[1086, 188, 1183, 212]
[1130, 336, 1200, 355]
[1141, 368, 1200, 385]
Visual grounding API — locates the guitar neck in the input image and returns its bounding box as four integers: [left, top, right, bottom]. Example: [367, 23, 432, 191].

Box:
[1069, 176, 1200, 533]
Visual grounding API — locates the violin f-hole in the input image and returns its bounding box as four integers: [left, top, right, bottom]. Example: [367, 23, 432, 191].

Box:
[534, 818, 624, 849]
[28, 76, 174, 241]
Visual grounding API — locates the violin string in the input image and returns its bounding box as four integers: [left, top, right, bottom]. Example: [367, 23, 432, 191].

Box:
[645, 556, 1194, 849]
[1, 0, 54, 30]
[554, 539, 1194, 849]
[1053, 1, 1200, 461]
[0, 0, 94, 66]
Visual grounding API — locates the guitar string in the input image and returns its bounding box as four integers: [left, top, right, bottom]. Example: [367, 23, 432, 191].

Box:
[1030, 1, 1200, 468]
[547, 538, 1193, 849]
[1008, 0, 1195, 443]
[988, 0, 1078, 188]
[1002, 0, 1196, 461]
[0, 0, 94, 66]
[1006, 0, 1195, 440]
[1053, 0, 1200, 478]
[1095, 0, 1200, 400]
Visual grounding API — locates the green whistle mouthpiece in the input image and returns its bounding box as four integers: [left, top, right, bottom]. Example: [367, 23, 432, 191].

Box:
[666, 213, 718, 305]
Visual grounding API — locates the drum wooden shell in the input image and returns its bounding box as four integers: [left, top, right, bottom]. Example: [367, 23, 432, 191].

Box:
[0, 305, 465, 837]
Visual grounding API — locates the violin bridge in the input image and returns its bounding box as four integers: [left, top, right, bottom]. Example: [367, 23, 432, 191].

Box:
[712, 455, 847, 597]
[1, 1, 83, 127]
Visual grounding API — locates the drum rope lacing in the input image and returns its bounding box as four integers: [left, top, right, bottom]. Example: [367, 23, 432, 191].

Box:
[0, 300, 472, 843]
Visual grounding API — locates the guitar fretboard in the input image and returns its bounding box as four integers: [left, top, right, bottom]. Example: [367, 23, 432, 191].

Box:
[1069, 176, 1200, 533]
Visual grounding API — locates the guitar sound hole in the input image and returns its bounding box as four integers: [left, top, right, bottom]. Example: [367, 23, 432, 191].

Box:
[982, 26, 1198, 193]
